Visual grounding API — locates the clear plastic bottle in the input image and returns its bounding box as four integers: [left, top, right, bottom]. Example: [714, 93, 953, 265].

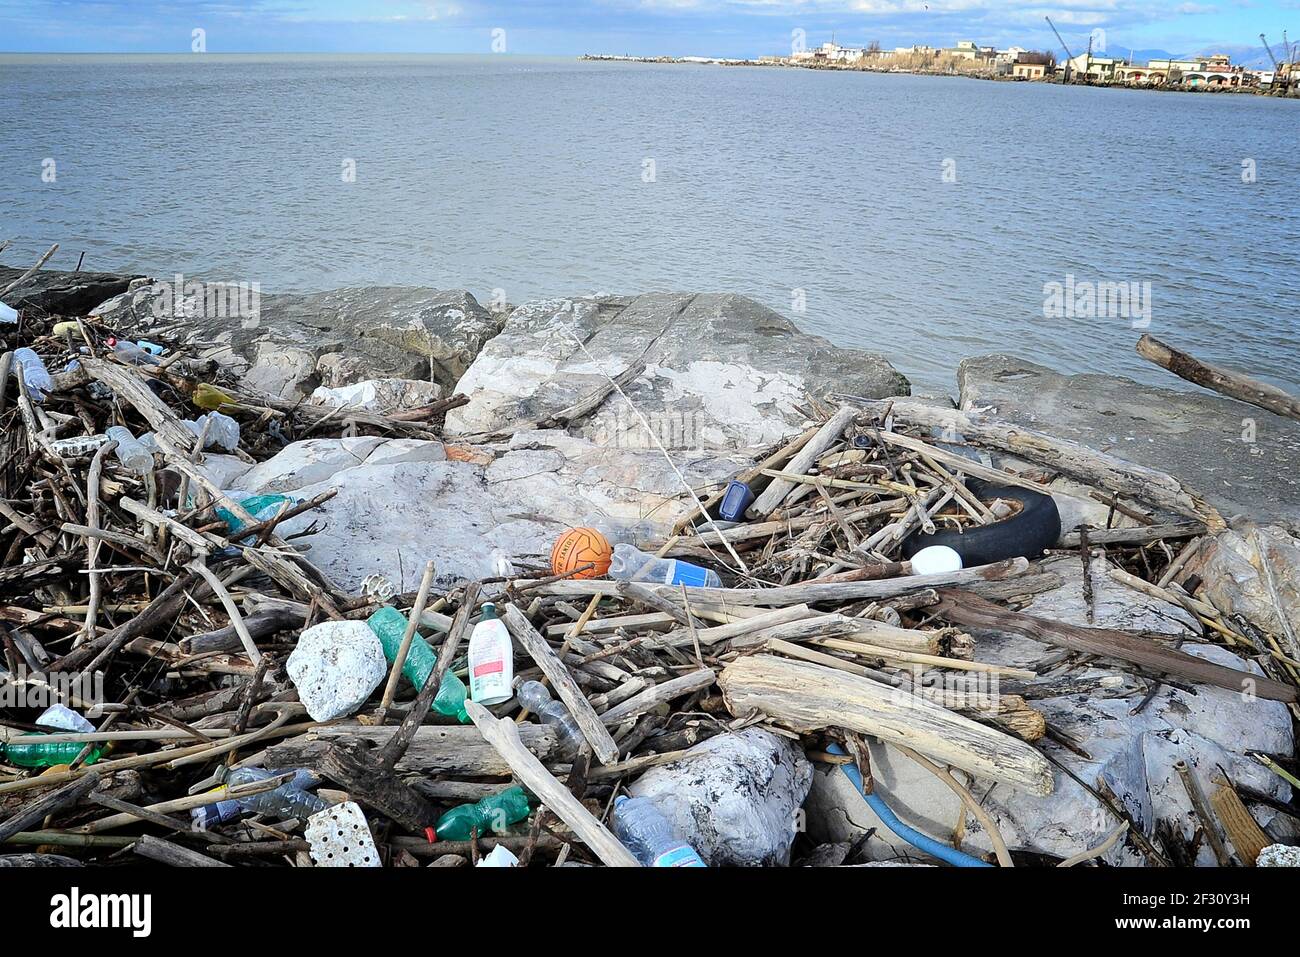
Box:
[612, 795, 707, 867]
[516, 680, 585, 756]
[13, 348, 52, 402]
[607, 543, 722, 588]
[105, 338, 160, 366]
[105, 425, 155, 475]
[365, 606, 470, 723]
[184, 412, 240, 451]
[190, 767, 327, 830]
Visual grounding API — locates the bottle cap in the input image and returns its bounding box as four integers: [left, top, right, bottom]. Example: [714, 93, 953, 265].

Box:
[480, 602, 498, 621]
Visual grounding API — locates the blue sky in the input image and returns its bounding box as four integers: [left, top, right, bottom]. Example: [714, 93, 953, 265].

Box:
[2, 1, 1298, 60]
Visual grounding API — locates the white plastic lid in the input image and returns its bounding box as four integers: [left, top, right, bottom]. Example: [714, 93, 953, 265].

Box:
[0, 301, 16, 324]
[909, 545, 963, 576]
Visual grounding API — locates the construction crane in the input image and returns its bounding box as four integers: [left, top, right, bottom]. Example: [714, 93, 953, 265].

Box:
[1046, 16, 1078, 83]
[1261, 33, 1285, 94]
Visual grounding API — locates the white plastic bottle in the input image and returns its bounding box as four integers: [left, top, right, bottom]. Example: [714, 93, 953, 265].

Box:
[468, 603, 514, 706]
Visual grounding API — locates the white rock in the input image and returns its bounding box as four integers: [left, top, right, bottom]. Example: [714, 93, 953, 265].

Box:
[286, 621, 387, 722]
[310, 378, 441, 414]
[1257, 843, 1300, 867]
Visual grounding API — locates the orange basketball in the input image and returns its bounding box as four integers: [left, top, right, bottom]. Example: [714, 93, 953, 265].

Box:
[551, 527, 612, 579]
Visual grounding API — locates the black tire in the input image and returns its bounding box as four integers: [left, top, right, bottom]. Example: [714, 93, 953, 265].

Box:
[901, 479, 1060, 567]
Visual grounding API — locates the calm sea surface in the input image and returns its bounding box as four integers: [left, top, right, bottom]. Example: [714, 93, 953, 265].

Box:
[2, 53, 1298, 394]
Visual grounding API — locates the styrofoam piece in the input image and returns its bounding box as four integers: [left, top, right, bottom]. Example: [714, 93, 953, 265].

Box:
[305, 801, 381, 867]
[476, 845, 519, 867]
[286, 620, 387, 722]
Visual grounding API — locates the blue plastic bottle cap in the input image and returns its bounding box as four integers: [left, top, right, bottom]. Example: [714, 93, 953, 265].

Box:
[909, 545, 963, 575]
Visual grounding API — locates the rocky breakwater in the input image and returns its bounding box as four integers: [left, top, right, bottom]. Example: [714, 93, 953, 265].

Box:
[4, 261, 1298, 869]
[98, 282, 909, 591]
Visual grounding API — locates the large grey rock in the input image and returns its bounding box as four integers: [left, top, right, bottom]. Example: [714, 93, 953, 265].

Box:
[959, 355, 1300, 526]
[277, 458, 552, 592]
[805, 555, 1293, 866]
[447, 293, 909, 447]
[0, 265, 143, 317]
[1188, 521, 1300, 662]
[261, 432, 748, 590]
[92, 282, 503, 398]
[627, 728, 813, 867]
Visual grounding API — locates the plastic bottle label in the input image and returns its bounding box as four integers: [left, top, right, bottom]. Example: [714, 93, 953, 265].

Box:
[653, 844, 706, 867]
[669, 563, 710, 588]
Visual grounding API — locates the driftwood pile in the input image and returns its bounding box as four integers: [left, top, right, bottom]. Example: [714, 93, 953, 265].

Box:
[0, 296, 1296, 868]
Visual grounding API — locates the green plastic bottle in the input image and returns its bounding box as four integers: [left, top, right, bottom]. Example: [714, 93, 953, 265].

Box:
[1, 739, 102, 768]
[431, 786, 531, 842]
[366, 606, 470, 723]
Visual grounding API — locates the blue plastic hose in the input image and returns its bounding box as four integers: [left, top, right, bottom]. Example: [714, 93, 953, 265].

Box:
[826, 742, 992, 868]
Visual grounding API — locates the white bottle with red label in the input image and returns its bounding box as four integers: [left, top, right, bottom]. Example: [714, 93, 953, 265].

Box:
[468, 602, 514, 706]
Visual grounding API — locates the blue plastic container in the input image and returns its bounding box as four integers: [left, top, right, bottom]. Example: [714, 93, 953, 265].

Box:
[718, 480, 755, 522]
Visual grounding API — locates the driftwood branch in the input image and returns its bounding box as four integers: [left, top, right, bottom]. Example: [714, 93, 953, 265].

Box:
[1138, 334, 1300, 423]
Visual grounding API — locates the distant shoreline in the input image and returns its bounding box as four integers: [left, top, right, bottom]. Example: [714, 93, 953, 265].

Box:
[579, 52, 1300, 98]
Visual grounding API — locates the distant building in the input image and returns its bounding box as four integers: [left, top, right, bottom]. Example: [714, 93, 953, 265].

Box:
[813, 42, 865, 64]
[1012, 61, 1048, 80]
[944, 40, 989, 62]
[1010, 52, 1053, 80]
[1065, 53, 1122, 82]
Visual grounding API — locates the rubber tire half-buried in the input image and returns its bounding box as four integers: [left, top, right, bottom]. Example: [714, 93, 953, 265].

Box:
[901, 479, 1061, 568]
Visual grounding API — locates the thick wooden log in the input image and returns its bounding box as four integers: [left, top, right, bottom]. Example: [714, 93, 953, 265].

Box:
[747, 405, 857, 519]
[502, 603, 620, 765]
[748, 613, 942, 655]
[464, 701, 640, 867]
[0, 771, 100, 843]
[718, 654, 1053, 795]
[265, 723, 558, 776]
[1137, 334, 1300, 423]
[935, 589, 1297, 703]
[81, 357, 196, 453]
[541, 557, 1029, 608]
[318, 737, 436, 832]
[1060, 521, 1204, 548]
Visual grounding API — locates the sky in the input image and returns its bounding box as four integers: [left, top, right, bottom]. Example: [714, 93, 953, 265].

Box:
[2, 0, 1298, 61]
